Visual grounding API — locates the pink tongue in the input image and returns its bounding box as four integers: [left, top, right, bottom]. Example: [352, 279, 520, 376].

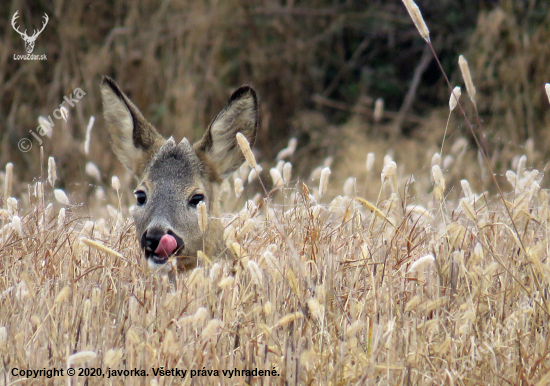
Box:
[155, 234, 177, 258]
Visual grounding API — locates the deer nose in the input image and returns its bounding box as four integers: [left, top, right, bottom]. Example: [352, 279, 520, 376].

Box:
[143, 228, 181, 258]
[144, 228, 165, 252]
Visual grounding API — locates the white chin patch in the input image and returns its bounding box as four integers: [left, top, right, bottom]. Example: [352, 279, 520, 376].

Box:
[147, 259, 173, 274]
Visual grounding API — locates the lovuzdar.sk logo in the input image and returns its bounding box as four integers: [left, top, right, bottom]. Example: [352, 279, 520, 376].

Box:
[12, 10, 48, 60]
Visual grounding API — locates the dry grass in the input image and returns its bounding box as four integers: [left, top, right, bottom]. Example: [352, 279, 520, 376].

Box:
[1, 135, 550, 385]
[3, 1, 550, 385]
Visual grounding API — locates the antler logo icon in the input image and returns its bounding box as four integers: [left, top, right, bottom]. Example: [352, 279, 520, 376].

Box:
[11, 11, 49, 54]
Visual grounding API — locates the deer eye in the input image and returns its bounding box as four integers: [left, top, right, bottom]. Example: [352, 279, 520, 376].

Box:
[134, 190, 147, 206]
[189, 194, 204, 207]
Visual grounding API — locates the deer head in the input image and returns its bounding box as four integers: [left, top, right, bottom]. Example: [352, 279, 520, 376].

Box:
[12, 11, 49, 54]
[100, 77, 258, 271]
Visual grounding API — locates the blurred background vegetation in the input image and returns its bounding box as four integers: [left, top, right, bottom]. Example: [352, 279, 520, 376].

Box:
[1, 0, 550, 195]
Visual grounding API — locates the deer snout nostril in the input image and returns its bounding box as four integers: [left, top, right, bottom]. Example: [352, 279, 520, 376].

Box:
[143, 228, 165, 252]
[145, 237, 157, 250]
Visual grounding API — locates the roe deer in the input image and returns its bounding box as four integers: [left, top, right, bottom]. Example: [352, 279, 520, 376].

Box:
[100, 77, 258, 271]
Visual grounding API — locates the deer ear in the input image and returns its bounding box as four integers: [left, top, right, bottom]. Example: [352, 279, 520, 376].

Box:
[100, 77, 165, 177]
[194, 86, 258, 178]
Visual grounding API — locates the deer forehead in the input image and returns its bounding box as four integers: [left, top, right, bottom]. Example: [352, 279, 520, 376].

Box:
[139, 141, 212, 196]
[145, 139, 203, 180]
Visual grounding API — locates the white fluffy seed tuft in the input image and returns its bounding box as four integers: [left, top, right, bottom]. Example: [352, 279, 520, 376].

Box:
[236, 132, 259, 170]
[373, 98, 384, 122]
[234, 178, 244, 198]
[283, 162, 292, 184]
[458, 55, 476, 104]
[545, 84, 550, 105]
[84, 116, 95, 155]
[449, 86, 461, 111]
[401, 0, 430, 42]
[47, 157, 57, 187]
[68, 351, 96, 365]
[381, 161, 396, 182]
[86, 162, 101, 182]
[11, 216, 23, 236]
[38, 116, 53, 138]
[111, 176, 121, 191]
[409, 254, 435, 272]
[270, 168, 284, 188]
[197, 201, 207, 233]
[319, 167, 331, 197]
[247, 260, 263, 286]
[366, 153, 375, 172]
[343, 177, 356, 197]
[193, 307, 208, 328]
[54, 189, 70, 205]
[4, 163, 13, 199]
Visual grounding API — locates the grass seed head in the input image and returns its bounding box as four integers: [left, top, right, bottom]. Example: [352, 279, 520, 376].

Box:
[234, 178, 244, 198]
[68, 351, 97, 365]
[431, 153, 441, 167]
[276, 138, 297, 160]
[401, 0, 431, 42]
[247, 165, 262, 183]
[86, 162, 101, 182]
[54, 285, 70, 304]
[458, 55, 476, 104]
[366, 153, 375, 172]
[460, 198, 478, 222]
[381, 161, 397, 182]
[47, 157, 57, 187]
[11, 216, 22, 236]
[54, 189, 70, 205]
[57, 207, 66, 228]
[277, 312, 304, 327]
[36, 182, 43, 202]
[193, 307, 208, 328]
[7, 197, 18, 215]
[329, 195, 344, 212]
[319, 167, 331, 197]
[44, 203, 54, 223]
[432, 165, 446, 191]
[104, 349, 123, 367]
[4, 162, 13, 199]
[16, 281, 30, 300]
[218, 276, 234, 289]
[270, 168, 284, 188]
[449, 86, 462, 111]
[209, 263, 222, 283]
[197, 201, 207, 233]
[374, 98, 384, 122]
[202, 319, 223, 339]
[111, 176, 121, 192]
[516, 154, 527, 177]
[236, 132, 258, 170]
[247, 260, 263, 286]
[38, 116, 53, 138]
[84, 116, 95, 155]
[80, 237, 123, 258]
[461, 179, 473, 197]
[409, 254, 435, 272]
[283, 162, 292, 184]
[343, 177, 356, 197]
